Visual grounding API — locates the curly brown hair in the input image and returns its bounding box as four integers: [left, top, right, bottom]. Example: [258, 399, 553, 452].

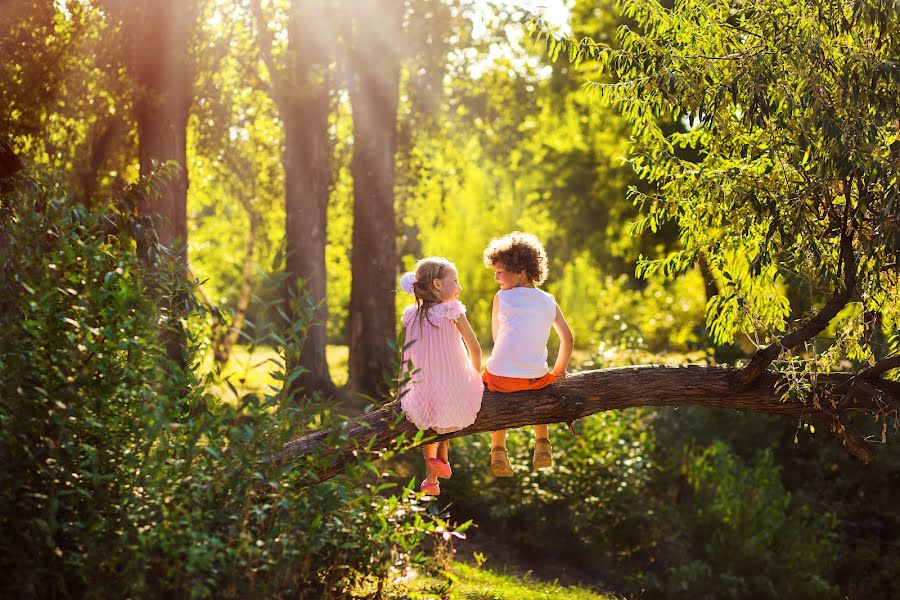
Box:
[482, 232, 548, 285]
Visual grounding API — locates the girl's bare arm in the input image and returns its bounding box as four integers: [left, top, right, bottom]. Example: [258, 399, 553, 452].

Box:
[456, 314, 483, 371]
[551, 303, 574, 378]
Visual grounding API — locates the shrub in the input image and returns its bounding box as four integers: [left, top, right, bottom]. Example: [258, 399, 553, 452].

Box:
[0, 171, 453, 598]
[638, 441, 839, 599]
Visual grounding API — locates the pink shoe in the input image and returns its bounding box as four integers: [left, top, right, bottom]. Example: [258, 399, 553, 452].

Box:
[427, 457, 452, 479]
[420, 480, 440, 496]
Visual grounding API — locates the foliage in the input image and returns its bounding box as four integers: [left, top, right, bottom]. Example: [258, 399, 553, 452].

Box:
[354, 560, 615, 599]
[653, 404, 900, 600]
[552, 252, 708, 354]
[533, 0, 900, 373]
[638, 441, 839, 599]
[442, 405, 851, 598]
[0, 172, 456, 597]
[1, 1, 137, 202]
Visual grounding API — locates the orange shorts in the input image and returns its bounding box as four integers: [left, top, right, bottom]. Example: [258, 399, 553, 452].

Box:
[482, 369, 555, 393]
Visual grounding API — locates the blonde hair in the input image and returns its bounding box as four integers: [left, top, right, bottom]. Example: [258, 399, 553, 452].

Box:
[482, 231, 549, 285]
[411, 256, 455, 326]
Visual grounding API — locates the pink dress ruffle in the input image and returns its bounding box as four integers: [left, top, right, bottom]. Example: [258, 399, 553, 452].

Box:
[400, 300, 484, 434]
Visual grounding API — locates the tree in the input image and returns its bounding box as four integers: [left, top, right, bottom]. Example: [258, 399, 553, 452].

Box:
[86, 0, 202, 367]
[347, 0, 405, 397]
[529, 1, 899, 419]
[1, 2, 135, 205]
[249, 0, 337, 396]
[117, 0, 200, 257]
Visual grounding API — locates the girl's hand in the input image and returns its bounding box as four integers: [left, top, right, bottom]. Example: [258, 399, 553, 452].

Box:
[553, 370, 567, 380]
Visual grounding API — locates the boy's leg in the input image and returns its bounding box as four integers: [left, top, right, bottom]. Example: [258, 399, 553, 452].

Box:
[533, 424, 552, 468]
[491, 430, 507, 448]
[490, 430, 513, 477]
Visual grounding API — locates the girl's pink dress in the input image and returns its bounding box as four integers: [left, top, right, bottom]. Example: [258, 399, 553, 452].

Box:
[400, 300, 484, 433]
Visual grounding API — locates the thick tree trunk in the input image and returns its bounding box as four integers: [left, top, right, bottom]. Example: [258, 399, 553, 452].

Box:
[130, 0, 196, 255]
[250, 0, 335, 396]
[274, 365, 900, 484]
[347, 0, 404, 397]
[282, 0, 335, 396]
[124, 0, 199, 367]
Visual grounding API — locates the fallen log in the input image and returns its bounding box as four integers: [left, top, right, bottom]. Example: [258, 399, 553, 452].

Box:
[274, 365, 899, 484]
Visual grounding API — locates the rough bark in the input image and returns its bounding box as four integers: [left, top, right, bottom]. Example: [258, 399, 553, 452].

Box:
[347, 0, 404, 397]
[128, 0, 197, 256]
[250, 0, 335, 396]
[275, 365, 900, 484]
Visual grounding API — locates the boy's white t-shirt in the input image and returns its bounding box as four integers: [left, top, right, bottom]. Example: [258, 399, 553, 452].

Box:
[485, 287, 557, 378]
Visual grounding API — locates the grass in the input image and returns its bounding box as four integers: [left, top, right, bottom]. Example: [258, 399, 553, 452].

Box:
[355, 560, 615, 599]
[200, 343, 349, 402]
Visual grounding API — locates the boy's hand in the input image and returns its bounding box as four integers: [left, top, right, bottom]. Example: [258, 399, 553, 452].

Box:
[553, 370, 567, 380]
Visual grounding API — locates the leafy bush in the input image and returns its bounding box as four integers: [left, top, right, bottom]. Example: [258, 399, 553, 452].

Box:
[0, 171, 452, 598]
[639, 441, 839, 599]
[443, 401, 843, 598]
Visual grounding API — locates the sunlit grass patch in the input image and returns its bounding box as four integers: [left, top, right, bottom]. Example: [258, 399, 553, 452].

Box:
[201, 344, 349, 402]
[355, 561, 614, 599]
[449, 561, 614, 599]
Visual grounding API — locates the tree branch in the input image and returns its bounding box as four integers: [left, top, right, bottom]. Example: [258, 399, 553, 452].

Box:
[738, 228, 857, 385]
[861, 355, 900, 381]
[274, 365, 898, 484]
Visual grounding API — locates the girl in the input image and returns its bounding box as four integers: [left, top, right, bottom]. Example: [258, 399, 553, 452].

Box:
[482, 232, 574, 476]
[399, 257, 484, 495]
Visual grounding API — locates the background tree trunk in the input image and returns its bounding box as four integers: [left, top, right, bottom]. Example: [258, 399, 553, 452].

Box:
[347, 0, 404, 397]
[250, 0, 335, 396]
[283, 0, 335, 396]
[211, 210, 258, 365]
[275, 365, 900, 484]
[128, 0, 197, 256]
[122, 0, 200, 367]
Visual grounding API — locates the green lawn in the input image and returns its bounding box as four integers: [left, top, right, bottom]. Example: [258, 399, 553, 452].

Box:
[201, 343, 349, 402]
[357, 561, 615, 599]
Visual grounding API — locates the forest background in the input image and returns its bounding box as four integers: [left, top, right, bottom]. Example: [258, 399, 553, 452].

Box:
[1, 0, 898, 598]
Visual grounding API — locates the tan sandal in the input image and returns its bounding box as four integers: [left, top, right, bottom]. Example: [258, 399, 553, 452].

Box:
[490, 446, 514, 477]
[533, 438, 553, 468]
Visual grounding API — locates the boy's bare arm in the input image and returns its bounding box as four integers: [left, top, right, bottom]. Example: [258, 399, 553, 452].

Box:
[551, 303, 574, 378]
[491, 293, 499, 342]
[456, 314, 483, 371]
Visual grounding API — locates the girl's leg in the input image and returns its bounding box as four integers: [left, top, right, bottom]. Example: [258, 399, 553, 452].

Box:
[533, 424, 548, 441]
[423, 442, 438, 483]
[437, 439, 449, 464]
